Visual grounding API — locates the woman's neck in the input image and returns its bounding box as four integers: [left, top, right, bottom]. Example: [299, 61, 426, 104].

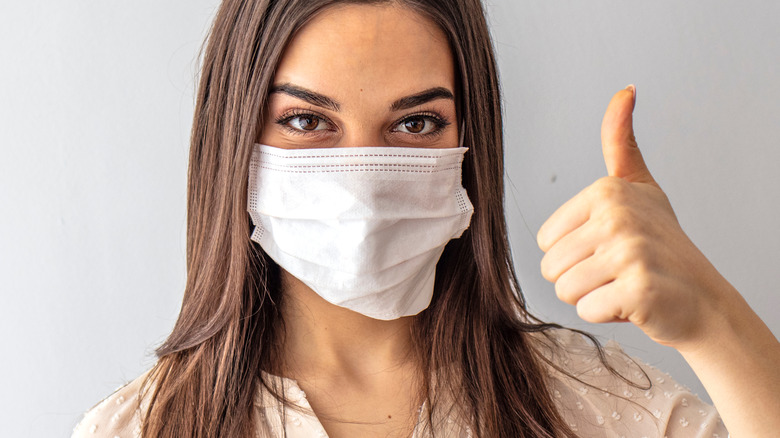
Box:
[276, 270, 425, 437]
[278, 269, 418, 384]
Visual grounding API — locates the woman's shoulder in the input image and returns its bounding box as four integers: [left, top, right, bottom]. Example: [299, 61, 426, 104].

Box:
[71, 368, 154, 438]
[532, 328, 728, 437]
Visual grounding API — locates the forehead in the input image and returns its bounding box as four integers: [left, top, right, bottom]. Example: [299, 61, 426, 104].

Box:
[273, 3, 455, 105]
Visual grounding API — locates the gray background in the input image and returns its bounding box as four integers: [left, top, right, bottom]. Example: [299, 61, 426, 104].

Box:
[1, 1, 777, 436]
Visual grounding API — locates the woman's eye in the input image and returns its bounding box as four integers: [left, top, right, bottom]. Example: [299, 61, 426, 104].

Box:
[395, 115, 443, 135]
[282, 114, 329, 132]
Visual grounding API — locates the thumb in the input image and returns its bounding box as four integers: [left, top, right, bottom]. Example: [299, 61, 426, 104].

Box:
[601, 85, 654, 184]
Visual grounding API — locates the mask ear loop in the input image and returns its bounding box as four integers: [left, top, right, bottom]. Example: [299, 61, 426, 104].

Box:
[458, 121, 466, 148]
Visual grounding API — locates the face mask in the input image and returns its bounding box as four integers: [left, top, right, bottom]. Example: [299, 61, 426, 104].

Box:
[247, 144, 474, 320]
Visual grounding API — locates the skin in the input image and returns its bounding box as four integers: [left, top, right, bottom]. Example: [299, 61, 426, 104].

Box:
[537, 87, 780, 435]
[257, 4, 457, 437]
[256, 3, 780, 437]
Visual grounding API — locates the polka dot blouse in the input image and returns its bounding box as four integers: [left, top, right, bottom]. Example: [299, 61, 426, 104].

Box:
[72, 330, 728, 437]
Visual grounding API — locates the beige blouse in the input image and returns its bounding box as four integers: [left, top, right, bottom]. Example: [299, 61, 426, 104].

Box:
[72, 331, 729, 437]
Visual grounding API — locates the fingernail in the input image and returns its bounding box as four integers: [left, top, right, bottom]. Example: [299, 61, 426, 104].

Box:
[625, 84, 636, 100]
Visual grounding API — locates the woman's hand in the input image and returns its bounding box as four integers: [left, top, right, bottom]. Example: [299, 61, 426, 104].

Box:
[536, 85, 780, 435]
[536, 85, 736, 351]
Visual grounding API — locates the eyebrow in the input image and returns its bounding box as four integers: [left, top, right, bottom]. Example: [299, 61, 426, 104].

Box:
[270, 83, 341, 111]
[389, 87, 454, 111]
[270, 83, 455, 113]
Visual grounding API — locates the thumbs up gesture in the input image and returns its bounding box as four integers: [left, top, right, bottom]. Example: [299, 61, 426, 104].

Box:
[536, 85, 738, 350]
[536, 86, 780, 436]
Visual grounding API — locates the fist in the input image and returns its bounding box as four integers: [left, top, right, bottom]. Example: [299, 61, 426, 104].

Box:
[536, 86, 731, 350]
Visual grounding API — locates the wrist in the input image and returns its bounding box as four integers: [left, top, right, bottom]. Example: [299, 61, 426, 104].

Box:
[677, 281, 776, 362]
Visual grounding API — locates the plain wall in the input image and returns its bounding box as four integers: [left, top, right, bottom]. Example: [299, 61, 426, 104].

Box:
[1, 1, 777, 436]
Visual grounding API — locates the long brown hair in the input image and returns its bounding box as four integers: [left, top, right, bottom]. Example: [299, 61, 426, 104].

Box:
[140, 0, 596, 436]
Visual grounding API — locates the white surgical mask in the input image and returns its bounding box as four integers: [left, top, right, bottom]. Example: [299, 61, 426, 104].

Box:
[247, 144, 474, 320]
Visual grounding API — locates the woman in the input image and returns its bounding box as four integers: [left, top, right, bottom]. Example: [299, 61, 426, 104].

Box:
[73, 0, 779, 437]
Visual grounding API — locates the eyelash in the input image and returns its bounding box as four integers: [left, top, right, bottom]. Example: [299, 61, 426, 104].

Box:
[393, 112, 451, 138]
[274, 109, 334, 137]
[274, 109, 451, 139]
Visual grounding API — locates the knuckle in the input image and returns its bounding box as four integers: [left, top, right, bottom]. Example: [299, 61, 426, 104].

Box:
[537, 232, 551, 252]
[628, 306, 649, 327]
[554, 273, 575, 303]
[575, 298, 596, 322]
[611, 236, 649, 269]
[626, 265, 659, 308]
[601, 207, 634, 235]
[540, 256, 556, 281]
[600, 214, 619, 235]
[592, 176, 629, 202]
[631, 272, 654, 298]
[554, 281, 566, 301]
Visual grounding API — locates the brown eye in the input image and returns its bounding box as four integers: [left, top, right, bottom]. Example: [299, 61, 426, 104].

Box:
[395, 114, 446, 136]
[290, 115, 321, 131]
[403, 117, 426, 134]
[275, 111, 332, 136]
